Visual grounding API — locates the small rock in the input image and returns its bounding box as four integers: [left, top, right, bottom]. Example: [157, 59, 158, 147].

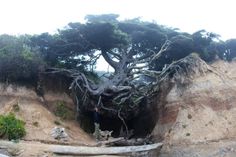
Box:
[51, 127, 68, 140]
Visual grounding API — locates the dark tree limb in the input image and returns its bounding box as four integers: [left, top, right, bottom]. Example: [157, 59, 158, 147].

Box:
[101, 51, 119, 70]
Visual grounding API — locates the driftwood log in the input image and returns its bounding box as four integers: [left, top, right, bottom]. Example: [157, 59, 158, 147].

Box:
[110, 138, 153, 146]
[0, 154, 9, 157]
[0, 140, 162, 156]
[97, 137, 153, 146]
[95, 137, 125, 146]
[52, 143, 163, 155]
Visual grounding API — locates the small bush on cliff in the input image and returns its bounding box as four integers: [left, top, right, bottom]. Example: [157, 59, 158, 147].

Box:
[12, 103, 20, 112]
[55, 101, 74, 120]
[0, 113, 26, 140]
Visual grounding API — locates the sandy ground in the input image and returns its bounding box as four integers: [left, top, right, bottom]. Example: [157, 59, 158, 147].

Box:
[0, 97, 95, 145]
[160, 138, 236, 157]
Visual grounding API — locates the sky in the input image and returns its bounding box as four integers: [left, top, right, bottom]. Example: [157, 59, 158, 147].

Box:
[0, 0, 236, 41]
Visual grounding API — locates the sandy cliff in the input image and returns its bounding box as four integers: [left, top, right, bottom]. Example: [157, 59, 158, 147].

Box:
[0, 83, 94, 145]
[152, 60, 236, 156]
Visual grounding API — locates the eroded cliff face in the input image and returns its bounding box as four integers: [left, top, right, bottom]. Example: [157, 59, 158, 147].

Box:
[0, 83, 94, 145]
[152, 60, 236, 156]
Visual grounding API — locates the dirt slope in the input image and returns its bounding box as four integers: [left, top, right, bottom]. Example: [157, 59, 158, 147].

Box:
[152, 60, 236, 156]
[0, 84, 95, 149]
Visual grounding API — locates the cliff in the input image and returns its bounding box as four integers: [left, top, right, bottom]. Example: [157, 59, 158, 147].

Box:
[0, 83, 94, 145]
[152, 59, 236, 156]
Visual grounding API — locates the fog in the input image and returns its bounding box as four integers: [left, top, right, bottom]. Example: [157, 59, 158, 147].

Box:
[0, 0, 236, 40]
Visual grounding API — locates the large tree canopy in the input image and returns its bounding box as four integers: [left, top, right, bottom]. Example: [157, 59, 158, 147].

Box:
[31, 15, 230, 72]
[30, 15, 233, 115]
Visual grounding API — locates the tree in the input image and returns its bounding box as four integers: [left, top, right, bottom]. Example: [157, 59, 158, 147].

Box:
[85, 14, 119, 23]
[0, 34, 43, 84]
[61, 19, 172, 119]
[225, 39, 236, 61]
[151, 30, 227, 71]
[192, 30, 221, 62]
[30, 33, 59, 67]
[150, 34, 195, 71]
[32, 15, 228, 136]
[31, 15, 180, 135]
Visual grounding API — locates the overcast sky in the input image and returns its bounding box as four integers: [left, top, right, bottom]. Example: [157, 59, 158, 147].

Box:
[0, 0, 236, 40]
[1, 0, 235, 71]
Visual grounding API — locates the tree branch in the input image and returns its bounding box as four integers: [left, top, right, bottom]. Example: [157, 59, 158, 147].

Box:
[101, 51, 119, 69]
[107, 50, 122, 60]
[151, 40, 171, 61]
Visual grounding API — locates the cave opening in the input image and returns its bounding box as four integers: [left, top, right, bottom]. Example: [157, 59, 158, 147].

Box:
[78, 103, 158, 138]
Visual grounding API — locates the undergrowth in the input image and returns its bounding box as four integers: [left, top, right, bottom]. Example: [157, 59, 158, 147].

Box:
[55, 101, 74, 120]
[0, 113, 26, 140]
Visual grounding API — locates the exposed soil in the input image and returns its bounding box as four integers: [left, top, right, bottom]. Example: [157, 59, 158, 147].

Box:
[0, 84, 96, 156]
[152, 60, 236, 156]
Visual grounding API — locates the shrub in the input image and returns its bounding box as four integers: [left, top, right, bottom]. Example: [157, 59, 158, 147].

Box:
[54, 120, 61, 125]
[12, 103, 20, 112]
[0, 34, 44, 84]
[55, 101, 74, 120]
[0, 113, 26, 140]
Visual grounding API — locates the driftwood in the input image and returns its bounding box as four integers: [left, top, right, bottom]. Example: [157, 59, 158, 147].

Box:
[110, 138, 152, 146]
[0, 140, 162, 156]
[94, 137, 125, 146]
[0, 154, 9, 157]
[97, 136, 153, 147]
[52, 143, 163, 155]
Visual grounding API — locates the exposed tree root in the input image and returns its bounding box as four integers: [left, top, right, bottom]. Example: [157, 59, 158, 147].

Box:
[43, 52, 218, 140]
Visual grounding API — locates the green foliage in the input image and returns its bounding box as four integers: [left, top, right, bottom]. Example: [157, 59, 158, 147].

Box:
[30, 15, 130, 70]
[225, 39, 236, 61]
[0, 113, 26, 140]
[85, 14, 119, 23]
[55, 101, 74, 120]
[0, 34, 44, 83]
